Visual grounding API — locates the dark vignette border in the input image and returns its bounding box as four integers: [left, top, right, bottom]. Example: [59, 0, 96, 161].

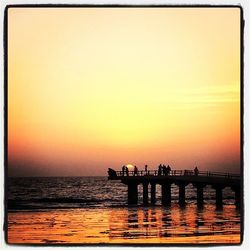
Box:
[3, 3, 244, 247]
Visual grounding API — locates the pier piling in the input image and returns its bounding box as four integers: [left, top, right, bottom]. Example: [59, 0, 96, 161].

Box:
[128, 183, 138, 205]
[161, 183, 171, 206]
[215, 186, 223, 208]
[197, 186, 204, 208]
[195, 184, 205, 208]
[151, 183, 156, 204]
[178, 183, 187, 207]
[233, 187, 241, 208]
[143, 182, 149, 205]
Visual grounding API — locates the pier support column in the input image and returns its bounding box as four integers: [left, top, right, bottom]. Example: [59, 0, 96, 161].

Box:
[161, 183, 171, 206]
[151, 183, 156, 204]
[194, 184, 206, 208]
[178, 183, 186, 207]
[128, 183, 138, 205]
[214, 186, 223, 209]
[143, 182, 149, 205]
[234, 187, 241, 208]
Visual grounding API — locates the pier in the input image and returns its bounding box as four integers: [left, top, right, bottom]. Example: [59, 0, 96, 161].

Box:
[108, 169, 241, 208]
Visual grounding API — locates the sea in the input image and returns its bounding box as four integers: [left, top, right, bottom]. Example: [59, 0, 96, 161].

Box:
[7, 176, 241, 244]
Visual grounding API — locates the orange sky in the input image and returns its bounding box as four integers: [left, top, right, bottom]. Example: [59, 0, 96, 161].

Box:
[8, 7, 241, 176]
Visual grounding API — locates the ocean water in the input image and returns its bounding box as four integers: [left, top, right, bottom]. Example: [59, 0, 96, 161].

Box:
[8, 176, 237, 209]
[7, 177, 241, 244]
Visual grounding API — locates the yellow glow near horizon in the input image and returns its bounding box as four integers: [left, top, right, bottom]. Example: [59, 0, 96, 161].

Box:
[8, 7, 241, 176]
[126, 164, 134, 170]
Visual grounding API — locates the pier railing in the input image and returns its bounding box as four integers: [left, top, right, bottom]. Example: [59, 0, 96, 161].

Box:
[113, 169, 240, 179]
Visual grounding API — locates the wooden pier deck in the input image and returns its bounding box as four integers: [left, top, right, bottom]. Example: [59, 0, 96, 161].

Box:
[108, 169, 241, 208]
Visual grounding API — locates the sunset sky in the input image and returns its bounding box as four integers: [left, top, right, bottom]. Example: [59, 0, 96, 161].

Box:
[8, 7, 241, 176]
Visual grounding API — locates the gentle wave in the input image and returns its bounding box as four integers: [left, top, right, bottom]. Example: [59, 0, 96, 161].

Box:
[8, 177, 237, 210]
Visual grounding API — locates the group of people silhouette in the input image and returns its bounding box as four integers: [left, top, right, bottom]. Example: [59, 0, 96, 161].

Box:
[157, 164, 171, 176]
[121, 164, 199, 177]
[122, 165, 129, 176]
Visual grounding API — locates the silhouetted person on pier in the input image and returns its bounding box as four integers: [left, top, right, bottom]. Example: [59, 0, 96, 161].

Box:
[167, 165, 171, 175]
[122, 165, 126, 176]
[194, 166, 199, 176]
[158, 164, 162, 176]
[134, 166, 138, 176]
[126, 166, 129, 176]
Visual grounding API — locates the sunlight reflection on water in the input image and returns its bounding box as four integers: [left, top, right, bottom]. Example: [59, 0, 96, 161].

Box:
[8, 204, 241, 244]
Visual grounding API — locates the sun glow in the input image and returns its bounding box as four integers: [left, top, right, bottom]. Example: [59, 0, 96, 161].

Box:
[126, 164, 134, 170]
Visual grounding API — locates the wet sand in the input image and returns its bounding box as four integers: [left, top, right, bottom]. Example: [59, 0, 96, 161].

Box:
[8, 204, 241, 244]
